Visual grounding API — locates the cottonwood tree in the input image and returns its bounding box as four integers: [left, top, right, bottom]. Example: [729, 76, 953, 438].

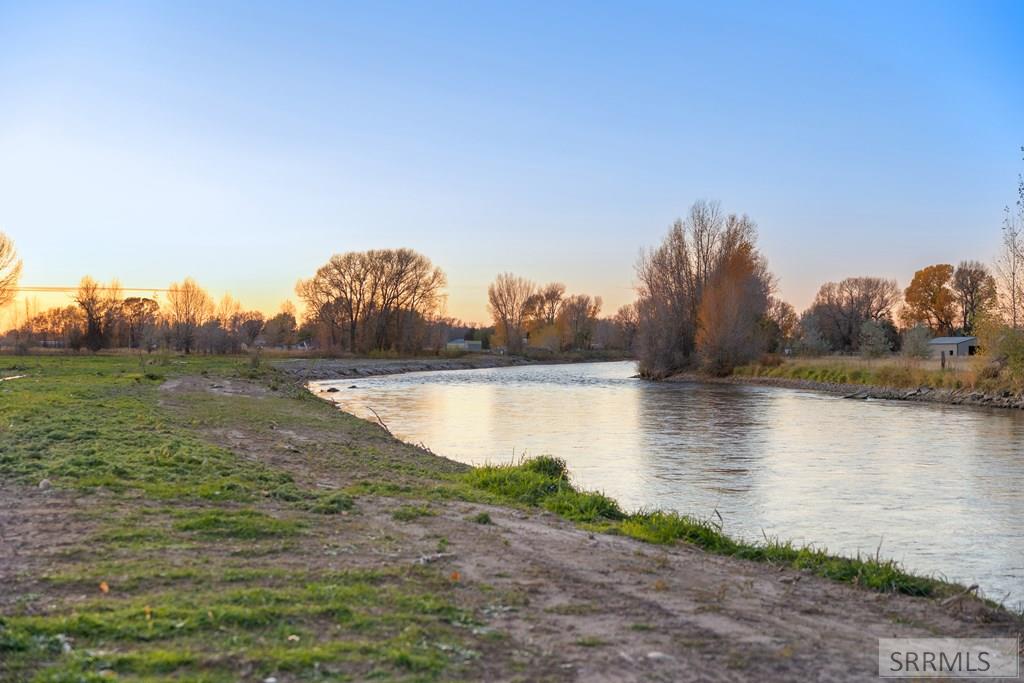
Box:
[487, 273, 535, 354]
[166, 277, 213, 353]
[0, 232, 22, 308]
[901, 264, 956, 335]
[122, 297, 159, 349]
[951, 261, 997, 335]
[804, 277, 900, 352]
[696, 242, 772, 374]
[297, 248, 446, 353]
[613, 303, 639, 352]
[558, 293, 602, 350]
[74, 276, 123, 351]
[635, 200, 769, 377]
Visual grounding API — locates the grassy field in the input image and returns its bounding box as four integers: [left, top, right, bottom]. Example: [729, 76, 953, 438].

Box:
[0, 353, 999, 682]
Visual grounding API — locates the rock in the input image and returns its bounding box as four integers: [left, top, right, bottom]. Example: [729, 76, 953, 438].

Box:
[324, 387, 340, 393]
[38, 479, 52, 490]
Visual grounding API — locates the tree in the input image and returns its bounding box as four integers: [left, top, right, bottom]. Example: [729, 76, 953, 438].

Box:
[264, 306, 298, 348]
[166, 277, 213, 353]
[901, 264, 956, 335]
[995, 158, 1024, 327]
[74, 276, 122, 351]
[635, 200, 764, 377]
[122, 297, 159, 349]
[859, 320, 892, 358]
[0, 232, 22, 308]
[902, 324, 932, 359]
[951, 261, 997, 335]
[558, 294, 602, 350]
[805, 277, 900, 352]
[487, 273, 535, 354]
[297, 249, 446, 353]
[613, 303, 639, 352]
[764, 298, 798, 353]
[696, 242, 772, 374]
[527, 282, 566, 328]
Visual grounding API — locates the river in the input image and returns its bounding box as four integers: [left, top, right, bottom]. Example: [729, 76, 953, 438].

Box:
[312, 360, 1024, 603]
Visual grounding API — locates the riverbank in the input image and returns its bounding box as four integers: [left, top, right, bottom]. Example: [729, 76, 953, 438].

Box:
[275, 351, 632, 381]
[708, 358, 1024, 410]
[0, 354, 1018, 682]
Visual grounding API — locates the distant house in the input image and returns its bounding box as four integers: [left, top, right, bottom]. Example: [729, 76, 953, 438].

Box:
[928, 336, 978, 358]
[446, 338, 483, 352]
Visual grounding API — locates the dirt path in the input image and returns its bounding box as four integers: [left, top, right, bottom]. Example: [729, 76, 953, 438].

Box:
[152, 375, 1020, 681]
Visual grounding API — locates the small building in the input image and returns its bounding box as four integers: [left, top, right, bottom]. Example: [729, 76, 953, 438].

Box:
[446, 338, 483, 352]
[928, 336, 978, 358]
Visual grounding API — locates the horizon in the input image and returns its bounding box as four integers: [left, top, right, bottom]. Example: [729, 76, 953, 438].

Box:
[1, 1, 1022, 326]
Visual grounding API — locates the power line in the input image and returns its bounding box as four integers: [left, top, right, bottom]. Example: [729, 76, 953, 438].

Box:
[15, 286, 170, 293]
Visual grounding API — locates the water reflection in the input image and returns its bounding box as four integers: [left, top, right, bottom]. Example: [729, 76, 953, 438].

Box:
[313, 361, 1024, 602]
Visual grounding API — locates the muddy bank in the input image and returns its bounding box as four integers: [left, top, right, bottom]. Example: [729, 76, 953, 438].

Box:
[275, 354, 632, 381]
[667, 372, 1024, 410]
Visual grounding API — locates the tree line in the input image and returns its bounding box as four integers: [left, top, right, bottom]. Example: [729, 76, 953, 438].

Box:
[0, 148, 1020, 364]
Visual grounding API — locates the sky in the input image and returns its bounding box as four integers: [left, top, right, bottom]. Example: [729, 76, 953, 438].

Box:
[0, 1, 1021, 325]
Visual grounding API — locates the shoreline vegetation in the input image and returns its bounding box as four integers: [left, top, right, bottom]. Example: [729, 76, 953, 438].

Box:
[718, 356, 1024, 410]
[1, 353, 1019, 682]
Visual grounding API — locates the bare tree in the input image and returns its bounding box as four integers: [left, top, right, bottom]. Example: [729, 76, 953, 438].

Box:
[297, 248, 446, 353]
[75, 276, 122, 351]
[122, 297, 159, 349]
[996, 193, 1024, 328]
[804, 277, 900, 352]
[487, 273, 535, 354]
[166, 277, 213, 353]
[558, 294, 602, 350]
[634, 200, 762, 377]
[613, 303, 639, 352]
[0, 232, 22, 308]
[952, 261, 997, 335]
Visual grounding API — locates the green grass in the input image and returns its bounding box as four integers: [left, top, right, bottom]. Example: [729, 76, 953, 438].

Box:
[0, 354, 491, 682]
[459, 457, 954, 598]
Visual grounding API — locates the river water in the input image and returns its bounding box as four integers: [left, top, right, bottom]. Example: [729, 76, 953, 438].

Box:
[313, 360, 1024, 603]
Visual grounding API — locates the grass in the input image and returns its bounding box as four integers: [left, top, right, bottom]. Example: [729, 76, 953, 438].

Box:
[0, 354, 491, 682]
[732, 356, 981, 392]
[0, 352, 990, 681]
[459, 457, 955, 598]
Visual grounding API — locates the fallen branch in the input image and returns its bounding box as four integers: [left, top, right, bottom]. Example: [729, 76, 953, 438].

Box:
[366, 406, 391, 434]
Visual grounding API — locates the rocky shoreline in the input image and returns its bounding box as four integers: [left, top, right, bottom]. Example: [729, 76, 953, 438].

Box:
[668, 372, 1024, 410]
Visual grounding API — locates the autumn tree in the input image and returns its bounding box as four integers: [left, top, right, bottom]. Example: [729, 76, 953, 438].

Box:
[901, 264, 956, 335]
[764, 298, 798, 353]
[696, 242, 772, 374]
[804, 277, 900, 352]
[635, 200, 764, 377]
[487, 273, 535, 354]
[527, 282, 566, 327]
[951, 261, 997, 335]
[166, 277, 213, 353]
[558, 294, 602, 350]
[0, 232, 22, 308]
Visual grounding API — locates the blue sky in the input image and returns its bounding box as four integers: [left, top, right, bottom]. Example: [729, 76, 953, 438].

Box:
[1, 1, 1021, 323]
